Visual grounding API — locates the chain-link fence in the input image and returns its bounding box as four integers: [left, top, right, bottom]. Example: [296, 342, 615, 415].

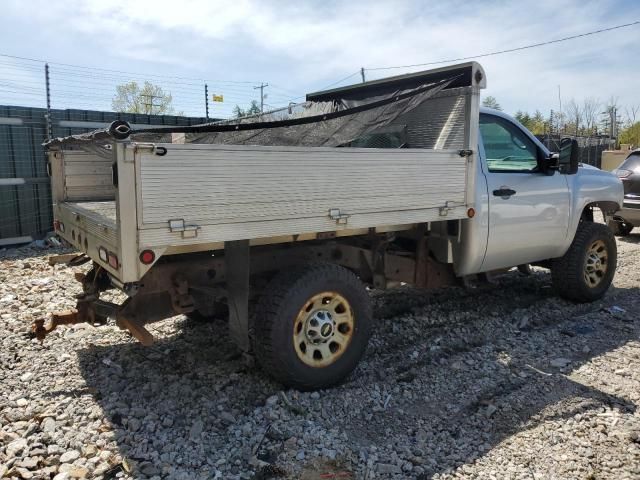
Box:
[0, 55, 307, 245]
[0, 105, 211, 244]
[537, 134, 615, 168]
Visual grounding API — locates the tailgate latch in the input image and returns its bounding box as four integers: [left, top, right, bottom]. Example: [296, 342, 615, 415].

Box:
[168, 219, 200, 238]
[439, 201, 455, 217]
[328, 208, 350, 225]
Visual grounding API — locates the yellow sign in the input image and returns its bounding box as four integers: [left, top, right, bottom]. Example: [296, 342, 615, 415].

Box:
[212, 94, 224, 102]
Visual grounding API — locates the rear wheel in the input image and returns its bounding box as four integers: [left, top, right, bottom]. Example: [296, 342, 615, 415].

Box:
[607, 218, 634, 236]
[253, 264, 372, 390]
[552, 222, 617, 302]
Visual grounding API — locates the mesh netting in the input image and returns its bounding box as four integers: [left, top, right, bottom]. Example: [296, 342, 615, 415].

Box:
[44, 74, 459, 151]
[132, 75, 458, 147]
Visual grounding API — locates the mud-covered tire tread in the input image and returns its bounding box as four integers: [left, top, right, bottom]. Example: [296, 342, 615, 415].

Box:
[607, 219, 634, 236]
[253, 263, 372, 390]
[552, 222, 617, 303]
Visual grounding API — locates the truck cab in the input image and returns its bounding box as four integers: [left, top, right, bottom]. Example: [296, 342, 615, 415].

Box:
[455, 108, 623, 277]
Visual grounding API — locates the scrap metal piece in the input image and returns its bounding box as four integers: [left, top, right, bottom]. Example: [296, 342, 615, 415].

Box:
[32, 310, 84, 341]
[31, 298, 116, 342]
[47, 253, 90, 267]
[116, 316, 154, 346]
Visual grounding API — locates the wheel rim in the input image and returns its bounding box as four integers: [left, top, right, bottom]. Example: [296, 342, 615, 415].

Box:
[584, 239, 608, 288]
[293, 291, 354, 367]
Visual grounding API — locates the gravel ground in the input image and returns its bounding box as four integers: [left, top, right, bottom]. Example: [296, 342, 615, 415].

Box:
[1, 227, 639, 479]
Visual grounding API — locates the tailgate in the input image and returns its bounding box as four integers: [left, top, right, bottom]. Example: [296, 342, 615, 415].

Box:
[50, 146, 125, 280]
[55, 200, 120, 275]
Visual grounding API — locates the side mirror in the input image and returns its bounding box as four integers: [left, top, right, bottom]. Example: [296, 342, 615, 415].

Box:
[558, 137, 579, 175]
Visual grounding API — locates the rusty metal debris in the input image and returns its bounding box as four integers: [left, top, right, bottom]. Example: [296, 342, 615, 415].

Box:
[48, 253, 91, 267]
[31, 297, 115, 342]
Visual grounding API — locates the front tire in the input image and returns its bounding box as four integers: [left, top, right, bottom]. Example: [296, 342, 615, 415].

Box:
[253, 264, 373, 390]
[552, 222, 617, 302]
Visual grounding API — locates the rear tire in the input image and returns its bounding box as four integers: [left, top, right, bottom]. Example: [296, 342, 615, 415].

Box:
[607, 219, 634, 236]
[552, 222, 617, 302]
[253, 264, 373, 390]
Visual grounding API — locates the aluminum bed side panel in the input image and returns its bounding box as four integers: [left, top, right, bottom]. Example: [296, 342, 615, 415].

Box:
[135, 144, 469, 248]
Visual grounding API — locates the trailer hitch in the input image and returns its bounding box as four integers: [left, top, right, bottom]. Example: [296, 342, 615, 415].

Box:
[31, 297, 117, 342]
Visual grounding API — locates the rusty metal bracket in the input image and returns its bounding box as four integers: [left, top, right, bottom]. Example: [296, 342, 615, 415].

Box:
[31, 297, 117, 342]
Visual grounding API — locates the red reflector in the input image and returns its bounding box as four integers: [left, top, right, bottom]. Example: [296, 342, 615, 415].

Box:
[139, 250, 155, 265]
[467, 208, 476, 218]
[108, 252, 119, 269]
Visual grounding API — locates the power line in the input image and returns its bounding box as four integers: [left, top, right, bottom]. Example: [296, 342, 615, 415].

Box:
[366, 20, 640, 71]
[0, 52, 263, 85]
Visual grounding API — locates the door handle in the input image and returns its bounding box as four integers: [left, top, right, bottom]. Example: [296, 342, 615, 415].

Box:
[493, 187, 516, 198]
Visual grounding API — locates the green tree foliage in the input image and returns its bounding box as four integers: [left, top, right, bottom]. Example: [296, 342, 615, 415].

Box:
[482, 96, 502, 110]
[232, 100, 262, 118]
[112, 81, 176, 115]
[514, 109, 546, 135]
[619, 122, 640, 147]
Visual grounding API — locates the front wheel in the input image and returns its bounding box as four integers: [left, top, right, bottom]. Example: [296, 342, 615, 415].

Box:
[552, 222, 617, 302]
[253, 264, 373, 390]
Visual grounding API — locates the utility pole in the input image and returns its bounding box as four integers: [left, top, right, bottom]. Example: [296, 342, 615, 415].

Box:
[360, 67, 366, 83]
[204, 83, 209, 120]
[254, 83, 268, 113]
[44, 63, 52, 140]
[557, 85, 562, 133]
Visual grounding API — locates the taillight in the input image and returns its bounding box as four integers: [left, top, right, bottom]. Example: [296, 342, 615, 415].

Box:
[615, 169, 632, 178]
[108, 252, 119, 269]
[98, 247, 108, 262]
[53, 220, 65, 232]
[139, 249, 155, 265]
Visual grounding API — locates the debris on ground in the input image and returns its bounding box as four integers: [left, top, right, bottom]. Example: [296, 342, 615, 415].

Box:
[1, 228, 639, 479]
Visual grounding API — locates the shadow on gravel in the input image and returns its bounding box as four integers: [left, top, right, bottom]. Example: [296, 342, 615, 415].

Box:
[73, 272, 639, 479]
[617, 231, 640, 245]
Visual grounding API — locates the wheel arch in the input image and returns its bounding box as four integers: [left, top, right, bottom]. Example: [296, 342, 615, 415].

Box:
[561, 199, 622, 255]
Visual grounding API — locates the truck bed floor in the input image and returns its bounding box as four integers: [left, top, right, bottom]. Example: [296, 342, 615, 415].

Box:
[64, 201, 117, 230]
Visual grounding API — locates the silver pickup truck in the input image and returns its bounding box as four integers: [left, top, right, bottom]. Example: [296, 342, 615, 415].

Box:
[36, 62, 623, 390]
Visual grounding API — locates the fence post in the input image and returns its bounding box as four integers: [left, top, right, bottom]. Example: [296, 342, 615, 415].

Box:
[44, 63, 52, 140]
[204, 83, 209, 121]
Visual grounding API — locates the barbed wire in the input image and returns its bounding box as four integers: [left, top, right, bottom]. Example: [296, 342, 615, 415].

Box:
[0, 54, 268, 119]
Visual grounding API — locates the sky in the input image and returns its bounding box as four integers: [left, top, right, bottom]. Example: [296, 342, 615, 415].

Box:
[0, 0, 639, 119]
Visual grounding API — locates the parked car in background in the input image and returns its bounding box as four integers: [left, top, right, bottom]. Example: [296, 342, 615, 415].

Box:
[609, 149, 640, 236]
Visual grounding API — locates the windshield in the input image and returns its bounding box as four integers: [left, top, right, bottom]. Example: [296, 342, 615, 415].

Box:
[620, 152, 640, 172]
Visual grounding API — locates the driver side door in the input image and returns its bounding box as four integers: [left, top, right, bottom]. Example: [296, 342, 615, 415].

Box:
[480, 114, 570, 271]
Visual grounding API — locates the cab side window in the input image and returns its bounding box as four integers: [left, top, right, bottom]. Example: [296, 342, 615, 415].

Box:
[480, 115, 539, 173]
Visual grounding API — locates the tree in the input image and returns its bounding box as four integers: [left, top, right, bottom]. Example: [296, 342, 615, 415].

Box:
[624, 105, 639, 128]
[232, 100, 262, 118]
[564, 99, 583, 136]
[112, 81, 176, 115]
[619, 122, 640, 147]
[582, 97, 600, 136]
[514, 110, 531, 127]
[482, 96, 501, 110]
[513, 110, 545, 135]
